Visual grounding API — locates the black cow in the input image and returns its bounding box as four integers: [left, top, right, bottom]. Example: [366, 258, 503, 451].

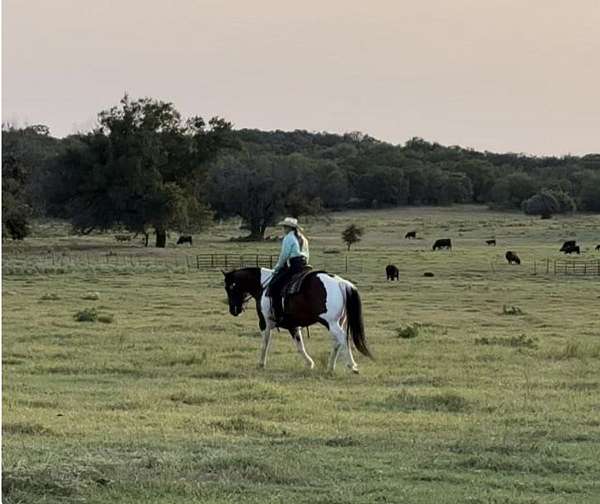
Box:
[405, 231, 416, 239]
[596, 244, 600, 251]
[433, 238, 452, 251]
[505, 251, 521, 265]
[563, 245, 580, 255]
[177, 235, 193, 246]
[560, 240, 576, 252]
[486, 239, 496, 246]
[386, 264, 399, 281]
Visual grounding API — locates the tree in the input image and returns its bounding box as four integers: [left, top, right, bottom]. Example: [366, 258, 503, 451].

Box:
[342, 224, 363, 251]
[2, 124, 62, 238]
[355, 167, 409, 207]
[577, 171, 600, 211]
[523, 191, 560, 218]
[45, 96, 235, 246]
[489, 172, 537, 209]
[207, 154, 322, 240]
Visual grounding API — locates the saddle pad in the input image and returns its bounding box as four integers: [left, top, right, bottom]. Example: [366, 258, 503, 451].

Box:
[282, 268, 325, 297]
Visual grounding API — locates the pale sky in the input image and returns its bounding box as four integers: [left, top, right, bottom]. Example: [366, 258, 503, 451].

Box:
[3, 0, 599, 155]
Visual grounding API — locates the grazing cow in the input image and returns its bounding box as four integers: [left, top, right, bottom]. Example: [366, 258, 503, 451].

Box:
[177, 235, 193, 246]
[114, 234, 131, 242]
[405, 231, 417, 239]
[505, 251, 521, 265]
[385, 264, 399, 281]
[596, 244, 600, 251]
[560, 240, 576, 252]
[563, 245, 580, 255]
[423, 272, 434, 277]
[486, 239, 496, 246]
[432, 238, 452, 251]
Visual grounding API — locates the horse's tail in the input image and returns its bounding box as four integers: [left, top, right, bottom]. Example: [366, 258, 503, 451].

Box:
[345, 285, 373, 359]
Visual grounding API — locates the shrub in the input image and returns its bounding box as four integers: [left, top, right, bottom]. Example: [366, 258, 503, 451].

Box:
[40, 293, 60, 301]
[474, 334, 537, 349]
[396, 323, 420, 339]
[502, 305, 523, 315]
[73, 308, 98, 322]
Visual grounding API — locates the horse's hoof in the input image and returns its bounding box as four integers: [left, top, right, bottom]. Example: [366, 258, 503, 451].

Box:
[350, 367, 359, 374]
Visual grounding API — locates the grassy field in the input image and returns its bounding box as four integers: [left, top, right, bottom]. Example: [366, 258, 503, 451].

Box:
[3, 206, 600, 503]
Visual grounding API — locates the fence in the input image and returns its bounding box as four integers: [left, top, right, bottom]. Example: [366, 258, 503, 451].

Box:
[2, 252, 364, 275]
[533, 258, 600, 276]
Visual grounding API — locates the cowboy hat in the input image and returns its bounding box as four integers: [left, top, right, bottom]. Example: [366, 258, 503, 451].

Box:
[278, 217, 303, 230]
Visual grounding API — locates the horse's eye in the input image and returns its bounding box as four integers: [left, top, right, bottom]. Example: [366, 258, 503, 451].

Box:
[231, 282, 236, 288]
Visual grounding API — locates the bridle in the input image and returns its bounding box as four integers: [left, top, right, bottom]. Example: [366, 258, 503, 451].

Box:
[225, 268, 271, 314]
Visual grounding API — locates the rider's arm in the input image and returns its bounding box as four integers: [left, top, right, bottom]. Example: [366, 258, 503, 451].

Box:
[274, 234, 294, 271]
[274, 234, 301, 270]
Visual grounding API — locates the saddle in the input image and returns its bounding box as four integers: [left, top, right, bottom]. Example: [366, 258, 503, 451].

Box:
[281, 267, 323, 299]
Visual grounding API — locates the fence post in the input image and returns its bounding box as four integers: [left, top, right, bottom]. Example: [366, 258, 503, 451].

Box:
[225, 255, 228, 269]
[270, 255, 273, 268]
[345, 255, 348, 273]
[196, 255, 200, 270]
[256, 254, 259, 267]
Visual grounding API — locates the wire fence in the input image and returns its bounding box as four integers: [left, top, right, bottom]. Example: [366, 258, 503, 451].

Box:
[533, 258, 600, 276]
[2, 252, 364, 276]
[4, 250, 598, 278]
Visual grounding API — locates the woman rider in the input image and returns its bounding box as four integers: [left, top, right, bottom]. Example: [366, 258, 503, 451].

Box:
[268, 217, 310, 323]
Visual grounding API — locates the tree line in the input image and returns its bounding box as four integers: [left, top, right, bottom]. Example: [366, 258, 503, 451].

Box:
[3, 96, 600, 245]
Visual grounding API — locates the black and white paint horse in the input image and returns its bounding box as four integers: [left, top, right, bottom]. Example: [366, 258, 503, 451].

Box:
[223, 267, 372, 373]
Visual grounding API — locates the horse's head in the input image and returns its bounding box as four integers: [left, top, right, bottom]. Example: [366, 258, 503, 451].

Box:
[222, 268, 261, 316]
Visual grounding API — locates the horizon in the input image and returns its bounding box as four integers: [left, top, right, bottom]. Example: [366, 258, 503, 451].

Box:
[5, 118, 600, 159]
[3, 0, 600, 156]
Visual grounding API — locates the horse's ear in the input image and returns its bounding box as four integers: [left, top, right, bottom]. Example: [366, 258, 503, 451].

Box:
[221, 269, 227, 276]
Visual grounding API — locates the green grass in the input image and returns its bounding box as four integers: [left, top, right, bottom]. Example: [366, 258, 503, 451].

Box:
[3, 206, 600, 503]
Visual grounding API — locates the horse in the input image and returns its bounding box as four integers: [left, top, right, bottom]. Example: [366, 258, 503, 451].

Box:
[222, 267, 372, 373]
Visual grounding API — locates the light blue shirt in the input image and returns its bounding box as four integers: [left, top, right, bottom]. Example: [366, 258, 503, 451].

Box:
[274, 231, 309, 271]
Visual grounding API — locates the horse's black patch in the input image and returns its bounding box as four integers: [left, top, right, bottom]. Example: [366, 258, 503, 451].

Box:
[318, 317, 330, 330]
[257, 308, 266, 331]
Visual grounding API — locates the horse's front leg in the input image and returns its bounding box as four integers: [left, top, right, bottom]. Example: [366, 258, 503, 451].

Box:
[258, 296, 273, 368]
[290, 328, 315, 369]
[259, 326, 272, 368]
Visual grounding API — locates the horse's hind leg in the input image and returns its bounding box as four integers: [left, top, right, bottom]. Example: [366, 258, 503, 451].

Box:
[327, 339, 342, 372]
[290, 328, 315, 369]
[329, 322, 359, 374]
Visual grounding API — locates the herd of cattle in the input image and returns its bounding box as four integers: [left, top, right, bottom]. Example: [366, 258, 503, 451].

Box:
[386, 232, 600, 280]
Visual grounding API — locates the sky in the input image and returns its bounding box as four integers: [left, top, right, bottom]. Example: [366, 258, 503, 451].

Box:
[2, 0, 599, 155]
